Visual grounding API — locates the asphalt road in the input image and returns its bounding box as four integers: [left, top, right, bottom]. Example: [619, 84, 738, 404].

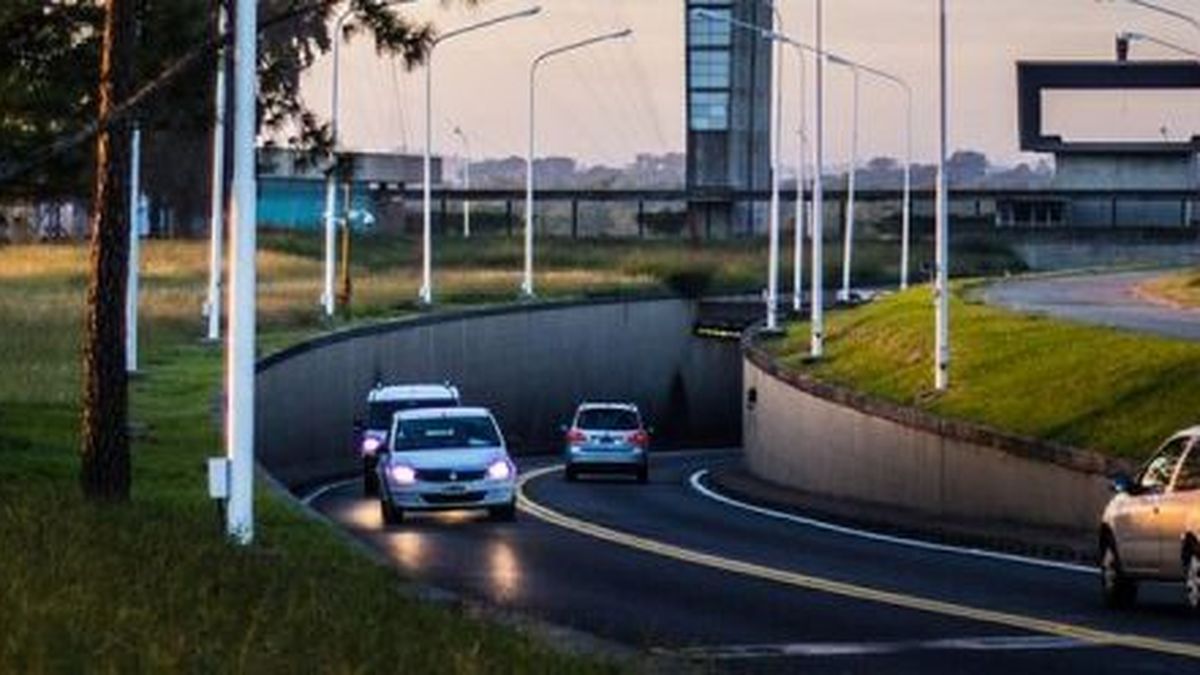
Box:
[312, 451, 1200, 673]
[984, 270, 1200, 341]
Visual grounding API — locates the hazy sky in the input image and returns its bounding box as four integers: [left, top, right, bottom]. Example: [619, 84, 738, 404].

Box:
[300, 0, 1200, 169]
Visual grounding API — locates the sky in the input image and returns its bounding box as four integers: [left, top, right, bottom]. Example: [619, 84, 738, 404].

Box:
[299, 0, 1200, 170]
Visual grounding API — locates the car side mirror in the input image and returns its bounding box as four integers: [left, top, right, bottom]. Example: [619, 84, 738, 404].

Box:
[1110, 473, 1135, 495]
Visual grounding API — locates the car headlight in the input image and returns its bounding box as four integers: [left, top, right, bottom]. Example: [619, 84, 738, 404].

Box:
[362, 436, 383, 455]
[486, 459, 514, 481]
[388, 463, 417, 485]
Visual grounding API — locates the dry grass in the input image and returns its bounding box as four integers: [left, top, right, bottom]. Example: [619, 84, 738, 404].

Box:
[1135, 268, 1200, 310]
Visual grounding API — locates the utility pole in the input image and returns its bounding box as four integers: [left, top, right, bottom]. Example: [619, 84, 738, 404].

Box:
[205, 2, 228, 342]
[126, 124, 142, 374]
[935, 0, 951, 391]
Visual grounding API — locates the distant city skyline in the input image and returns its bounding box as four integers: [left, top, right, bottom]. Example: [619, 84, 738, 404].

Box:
[299, 0, 1200, 169]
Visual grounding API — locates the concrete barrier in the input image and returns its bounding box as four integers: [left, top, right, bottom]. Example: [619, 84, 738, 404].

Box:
[742, 342, 1133, 537]
[256, 297, 741, 490]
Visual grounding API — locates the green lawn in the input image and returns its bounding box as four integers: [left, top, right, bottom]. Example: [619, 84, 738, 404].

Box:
[767, 284, 1200, 461]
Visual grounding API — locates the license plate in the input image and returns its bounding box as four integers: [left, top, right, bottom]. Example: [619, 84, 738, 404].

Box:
[443, 485, 467, 494]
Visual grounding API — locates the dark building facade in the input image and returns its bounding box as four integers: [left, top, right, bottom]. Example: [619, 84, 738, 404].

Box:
[685, 0, 773, 236]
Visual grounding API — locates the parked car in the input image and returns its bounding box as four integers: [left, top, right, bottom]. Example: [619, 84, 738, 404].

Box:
[377, 407, 517, 525]
[562, 402, 650, 483]
[355, 383, 460, 496]
[1100, 426, 1200, 610]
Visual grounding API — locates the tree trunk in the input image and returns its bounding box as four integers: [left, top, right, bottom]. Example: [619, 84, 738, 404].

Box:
[82, 0, 137, 500]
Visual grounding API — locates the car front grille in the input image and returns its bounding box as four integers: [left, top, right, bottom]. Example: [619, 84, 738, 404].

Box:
[422, 491, 487, 505]
[416, 468, 486, 483]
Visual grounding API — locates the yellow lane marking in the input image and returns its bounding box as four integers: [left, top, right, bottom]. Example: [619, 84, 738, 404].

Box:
[517, 465, 1200, 661]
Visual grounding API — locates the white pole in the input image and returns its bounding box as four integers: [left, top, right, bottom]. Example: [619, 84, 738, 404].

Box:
[811, 0, 825, 358]
[227, 0, 258, 545]
[205, 6, 227, 341]
[323, 10, 350, 318]
[793, 53, 807, 312]
[523, 28, 631, 299]
[901, 85, 912, 290]
[457, 129, 472, 238]
[523, 63, 536, 297]
[766, 1, 782, 331]
[840, 66, 859, 302]
[420, 50, 434, 305]
[126, 124, 141, 374]
[935, 0, 950, 391]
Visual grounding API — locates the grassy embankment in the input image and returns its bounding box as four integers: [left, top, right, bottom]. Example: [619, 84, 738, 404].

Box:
[767, 284, 1200, 461]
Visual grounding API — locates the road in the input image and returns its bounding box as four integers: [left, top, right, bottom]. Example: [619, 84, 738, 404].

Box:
[311, 451, 1200, 673]
[984, 270, 1200, 341]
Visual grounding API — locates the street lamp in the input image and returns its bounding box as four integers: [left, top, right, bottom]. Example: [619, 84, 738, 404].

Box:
[522, 28, 633, 298]
[829, 56, 860, 304]
[423, 6, 542, 306]
[935, 0, 950, 391]
[1119, 30, 1200, 58]
[204, 3, 227, 341]
[453, 126, 472, 238]
[828, 54, 914, 294]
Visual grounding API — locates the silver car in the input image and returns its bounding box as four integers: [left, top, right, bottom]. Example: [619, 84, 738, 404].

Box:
[1100, 426, 1200, 610]
[563, 403, 650, 483]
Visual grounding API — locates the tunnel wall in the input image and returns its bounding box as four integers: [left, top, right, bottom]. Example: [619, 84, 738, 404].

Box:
[257, 298, 741, 490]
[742, 342, 1133, 536]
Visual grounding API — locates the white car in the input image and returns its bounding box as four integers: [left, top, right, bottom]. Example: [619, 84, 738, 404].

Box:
[377, 407, 517, 525]
[563, 402, 650, 482]
[1100, 426, 1200, 610]
[355, 383, 460, 496]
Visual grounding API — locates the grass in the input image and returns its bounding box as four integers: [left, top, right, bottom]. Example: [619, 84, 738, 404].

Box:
[767, 284, 1200, 461]
[1135, 267, 1200, 309]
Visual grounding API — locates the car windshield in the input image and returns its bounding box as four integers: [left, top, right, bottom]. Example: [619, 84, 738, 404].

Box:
[392, 416, 501, 451]
[577, 408, 639, 431]
[368, 398, 455, 428]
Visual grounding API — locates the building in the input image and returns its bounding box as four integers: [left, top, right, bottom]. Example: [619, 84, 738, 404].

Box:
[684, 0, 773, 236]
[258, 148, 439, 232]
[1016, 54, 1200, 228]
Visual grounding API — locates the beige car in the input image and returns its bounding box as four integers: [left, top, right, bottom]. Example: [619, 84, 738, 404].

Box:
[1100, 427, 1200, 610]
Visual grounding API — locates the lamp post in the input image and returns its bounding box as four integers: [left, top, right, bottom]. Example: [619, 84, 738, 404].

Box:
[810, 0, 826, 358]
[453, 126, 472, 238]
[126, 124, 142, 374]
[794, 60, 808, 312]
[204, 3, 227, 341]
[935, 0, 950, 391]
[828, 55, 914, 292]
[422, 7, 542, 306]
[1119, 30, 1200, 58]
[830, 57, 860, 303]
[226, 0, 258, 545]
[523, 28, 633, 298]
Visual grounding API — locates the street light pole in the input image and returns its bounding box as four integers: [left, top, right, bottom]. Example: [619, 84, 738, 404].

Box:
[423, 7, 542, 306]
[523, 28, 633, 298]
[321, 8, 356, 318]
[794, 56, 808, 312]
[935, 0, 950, 391]
[811, 0, 825, 357]
[205, 4, 227, 341]
[227, 0, 258, 545]
[835, 62, 860, 303]
[453, 126, 471, 238]
[766, 1, 782, 331]
[126, 124, 141, 374]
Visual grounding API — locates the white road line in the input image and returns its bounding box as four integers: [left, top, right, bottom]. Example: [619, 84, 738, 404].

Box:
[301, 477, 360, 507]
[688, 469, 1097, 576]
[664, 635, 1093, 661]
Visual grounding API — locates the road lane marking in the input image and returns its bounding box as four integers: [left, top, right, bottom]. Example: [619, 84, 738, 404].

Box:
[664, 635, 1093, 660]
[517, 465, 1200, 661]
[688, 469, 1096, 576]
[301, 478, 359, 506]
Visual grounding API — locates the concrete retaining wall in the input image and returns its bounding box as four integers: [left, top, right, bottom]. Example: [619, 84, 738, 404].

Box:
[257, 298, 741, 490]
[742, 345, 1132, 535]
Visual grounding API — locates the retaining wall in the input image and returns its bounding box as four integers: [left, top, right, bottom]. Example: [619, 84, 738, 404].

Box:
[256, 298, 742, 490]
[742, 343, 1132, 535]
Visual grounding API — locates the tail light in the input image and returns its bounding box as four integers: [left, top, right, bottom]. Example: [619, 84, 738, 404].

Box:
[565, 428, 586, 445]
[630, 430, 649, 448]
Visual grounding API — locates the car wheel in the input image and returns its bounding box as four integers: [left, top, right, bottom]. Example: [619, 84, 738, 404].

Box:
[1100, 540, 1137, 609]
[380, 498, 403, 526]
[636, 464, 649, 484]
[1185, 548, 1200, 612]
[490, 501, 517, 522]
